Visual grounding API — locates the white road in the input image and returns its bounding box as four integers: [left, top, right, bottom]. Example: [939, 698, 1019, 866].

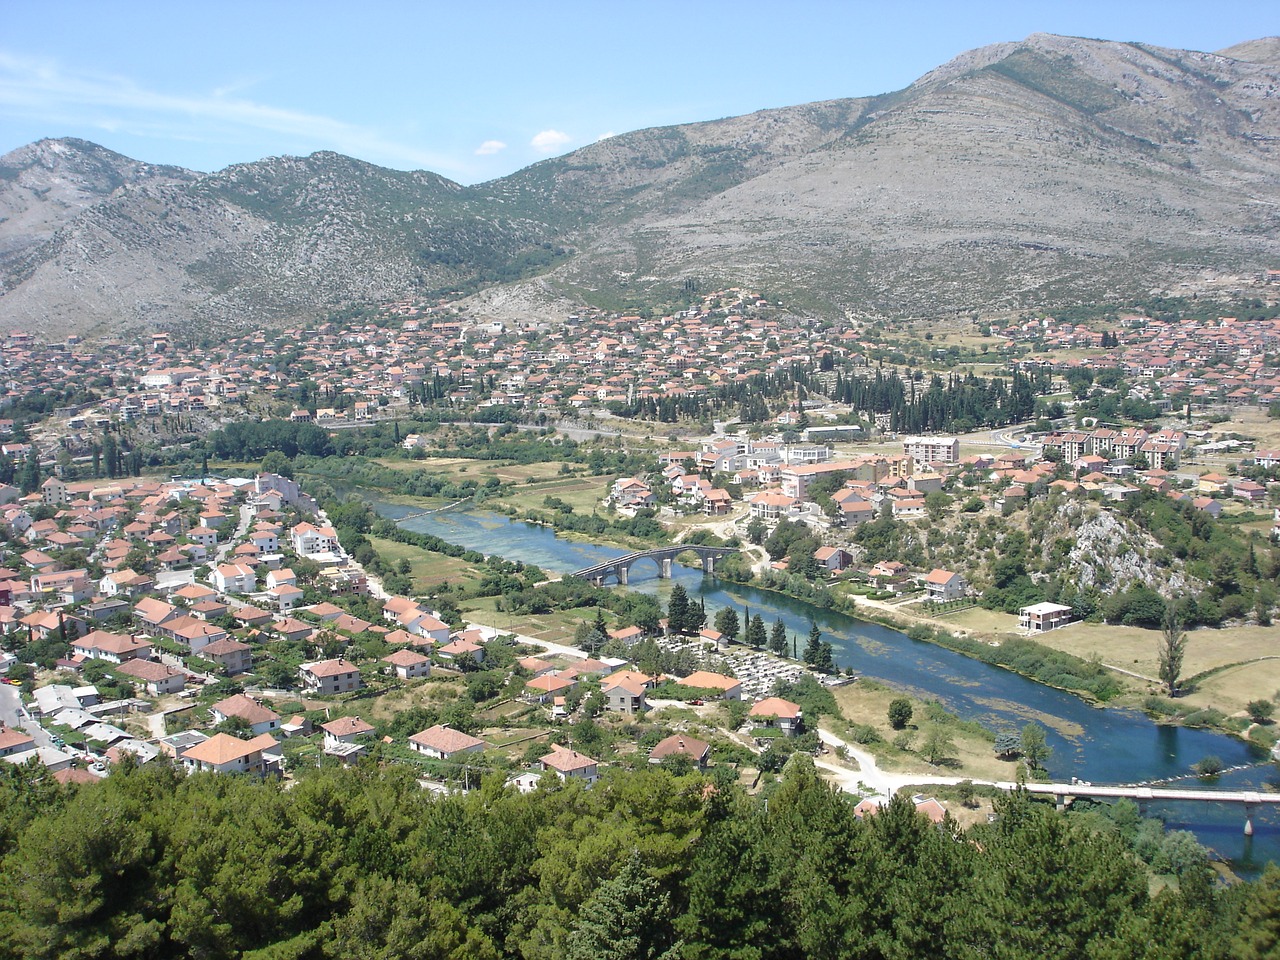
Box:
[815, 727, 1002, 797]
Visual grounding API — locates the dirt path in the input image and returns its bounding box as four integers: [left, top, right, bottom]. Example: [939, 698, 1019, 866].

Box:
[816, 727, 1006, 796]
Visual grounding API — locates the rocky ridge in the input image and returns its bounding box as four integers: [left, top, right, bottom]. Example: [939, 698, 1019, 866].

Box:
[1, 33, 1278, 337]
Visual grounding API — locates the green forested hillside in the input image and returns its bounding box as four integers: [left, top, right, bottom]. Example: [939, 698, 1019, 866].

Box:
[0, 756, 1277, 959]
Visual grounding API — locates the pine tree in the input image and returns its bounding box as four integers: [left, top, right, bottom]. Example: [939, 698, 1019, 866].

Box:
[565, 852, 681, 960]
[102, 432, 118, 479]
[667, 584, 691, 635]
[685, 597, 706, 635]
[814, 641, 836, 674]
[802, 621, 822, 665]
[746, 614, 767, 650]
[713, 607, 739, 644]
[769, 618, 788, 656]
[19, 448, 40, 495]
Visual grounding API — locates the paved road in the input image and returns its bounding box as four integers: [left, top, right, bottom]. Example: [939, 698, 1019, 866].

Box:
[0, 683, 21, 727]
[0, 683, 52, 750]
[214, 504, 255, 565]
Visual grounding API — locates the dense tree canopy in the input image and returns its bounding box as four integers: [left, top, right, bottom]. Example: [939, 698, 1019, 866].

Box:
[0, 752, 1274, 959]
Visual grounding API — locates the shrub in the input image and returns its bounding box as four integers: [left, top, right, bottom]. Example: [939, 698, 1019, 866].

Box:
[1193, 755, 1223, 778]
[848, 723, 882, 745]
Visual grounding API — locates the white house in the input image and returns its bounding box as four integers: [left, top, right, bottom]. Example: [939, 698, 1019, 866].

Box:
[181, 732, 282, 775]
[321, 715, 375, 761]
[299, 658, 363, 695]
[1018, 602, 1074, 633]
[923, 569, 968, 602]
[210, 694, 280, 735]
[408, 724, 487, 760]
[210, 562, 257, 595]
[540, 745, 599, 785]
[381, 648, 432, 680]
[290, 522, 340, 557]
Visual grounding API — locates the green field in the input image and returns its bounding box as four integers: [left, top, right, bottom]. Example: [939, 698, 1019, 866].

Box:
[492, 474, 613, 515]
[367, 535, 486, 591]
[830, 681, 1016, 783]
[1031, 620, 1280, 718]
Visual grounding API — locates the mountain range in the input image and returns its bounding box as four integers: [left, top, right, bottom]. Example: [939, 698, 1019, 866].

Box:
[2, 33, 1279, 339]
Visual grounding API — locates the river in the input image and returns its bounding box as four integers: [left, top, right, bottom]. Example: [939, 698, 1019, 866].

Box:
[370, 496, 1280, 872]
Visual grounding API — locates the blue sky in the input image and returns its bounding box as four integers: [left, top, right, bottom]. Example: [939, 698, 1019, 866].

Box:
[1, 1, 1274, 184]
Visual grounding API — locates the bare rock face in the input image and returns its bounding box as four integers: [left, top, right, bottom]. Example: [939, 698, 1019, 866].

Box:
[0, 138, 195, 268]
[2, 33, 1279, 338]
[1050, 501, 1193, 596]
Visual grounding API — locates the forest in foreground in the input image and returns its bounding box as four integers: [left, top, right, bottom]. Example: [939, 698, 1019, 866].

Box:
[0, 756, 1277, 960]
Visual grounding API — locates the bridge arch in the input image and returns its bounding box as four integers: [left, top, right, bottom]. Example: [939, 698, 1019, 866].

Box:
[572, 545, 737, 586]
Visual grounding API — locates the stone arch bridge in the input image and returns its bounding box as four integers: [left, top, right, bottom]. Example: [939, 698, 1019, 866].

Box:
[571, 545, 737, 586]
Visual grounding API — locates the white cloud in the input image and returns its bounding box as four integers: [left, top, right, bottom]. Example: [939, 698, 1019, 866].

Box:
[530, 129, 572, 153]
[0, 50, 460, 173]
[474, 139, 507, 155]
[596, 131, 617, 142]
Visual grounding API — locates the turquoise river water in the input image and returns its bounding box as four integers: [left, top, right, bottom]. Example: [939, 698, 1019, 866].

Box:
[366, 495, 1279, 873]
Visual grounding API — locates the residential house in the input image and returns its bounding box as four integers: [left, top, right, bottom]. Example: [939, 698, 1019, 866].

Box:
[381, 648, 431, 680]
[540, 745, 599, 784]
[1198, 473, 1232, 495]
[321, 716, 375, 762]
[99, 569, 153, 599]
[156, 730, 210, 762]
[0, 725, 35, 758]
[40, 476, 69, 506]
[902, 436, 959, 465]
[525, 672, 576, 704]
[675, 670, 742, 701]
[267, 583, 305, 612]
[749, 697, 804, 736]
[299, 658, 363, 695]
[438, 637, 484, 663]
[210, 694, 280, 735]
[923, 569, 968, 602]
[1192, 497, 1223, 518]
[72, 630, 152, 664]
[187, 526, 218, 549]
[290, 522, 340, 557]
[814, 546, 852, 574]
[167, 616, 227, 655]
[115, 658, 186, 696]
[181, 732, 282, 775]
[408, 724, 487, 760]
[198, 638, 253, 675]
[649, 734, 710, 767]
[210, 562, 257, 595]
[594, 668, 650, 711]
[1018, 602, 1074, 633]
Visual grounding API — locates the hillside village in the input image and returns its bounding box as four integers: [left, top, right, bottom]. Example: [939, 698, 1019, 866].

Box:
[2, 281, 1280, 467]
[2, 288, 1280, 792]
[0, 466, 842, 794]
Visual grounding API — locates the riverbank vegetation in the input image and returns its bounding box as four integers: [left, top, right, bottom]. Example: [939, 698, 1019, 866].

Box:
[828, 680, 1016, 782]
[0, 756, 1274, 960]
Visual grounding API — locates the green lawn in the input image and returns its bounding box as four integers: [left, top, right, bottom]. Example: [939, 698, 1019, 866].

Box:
[367, 535, 486, 591]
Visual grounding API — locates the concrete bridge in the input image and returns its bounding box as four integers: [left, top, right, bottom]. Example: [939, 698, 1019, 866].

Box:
[1020, 780, 1280, 835]
[571, 545, 738, 586]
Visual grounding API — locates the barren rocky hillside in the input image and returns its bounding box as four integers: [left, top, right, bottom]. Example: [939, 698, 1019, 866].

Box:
[1, 33, 1278, 338]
